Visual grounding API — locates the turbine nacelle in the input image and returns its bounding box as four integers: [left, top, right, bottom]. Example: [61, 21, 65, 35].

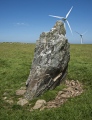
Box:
[80, 34, 82, 37]
[62, 18, 67, 22]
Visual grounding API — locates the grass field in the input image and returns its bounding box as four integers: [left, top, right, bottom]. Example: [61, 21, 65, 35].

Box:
[0, 43, 92, 120]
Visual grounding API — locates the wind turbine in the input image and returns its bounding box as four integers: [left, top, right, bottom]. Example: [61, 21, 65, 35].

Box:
[75, 31, 87, 44]
[49, 6, 73, 34]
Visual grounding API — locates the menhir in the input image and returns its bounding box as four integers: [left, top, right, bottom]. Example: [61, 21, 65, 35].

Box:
[25, 20, 70, 100]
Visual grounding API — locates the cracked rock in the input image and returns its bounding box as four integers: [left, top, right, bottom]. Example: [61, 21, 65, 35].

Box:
[25, 20, 70, 100]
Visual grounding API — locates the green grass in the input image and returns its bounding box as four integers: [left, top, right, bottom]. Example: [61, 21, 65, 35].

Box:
[0, 43, 92, 120]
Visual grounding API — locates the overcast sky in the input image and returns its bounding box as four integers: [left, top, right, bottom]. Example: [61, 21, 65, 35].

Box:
[0, 0, 92, 44]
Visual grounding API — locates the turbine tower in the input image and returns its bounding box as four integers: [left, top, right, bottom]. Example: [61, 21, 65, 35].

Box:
[75, 31, 87, 44]
[49, 6, 73, 34]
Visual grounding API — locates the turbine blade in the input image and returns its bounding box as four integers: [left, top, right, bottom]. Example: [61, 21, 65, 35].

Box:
[66, 20, 73, 34]
[49, 15, 63, 19]
[75, 31, 81, 35]
[66, 6, 73, 18]
[82, 30, 87, 35]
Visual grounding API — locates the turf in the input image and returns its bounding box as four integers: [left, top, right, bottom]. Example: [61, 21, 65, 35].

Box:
[0, 43, 92, 120]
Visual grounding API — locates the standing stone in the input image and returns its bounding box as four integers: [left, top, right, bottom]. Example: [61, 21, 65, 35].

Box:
[25, 20, 70, 100]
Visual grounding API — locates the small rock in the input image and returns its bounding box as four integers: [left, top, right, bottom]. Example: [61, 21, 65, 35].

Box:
[61, 93, 71, 98]
[3, 92, 8, 96]
[6, 99, 13, 104]
[20, 87, 26, 90]
[17, 98, 28, 106]
[65, 80, 70, 86]
[3, 97, 7, 100]
[63, 87, 73, 92]
[71, 80, 76, 86]
[16, 90, 26, 95]
[33, 99, 46, 110]
[30, 108, 33, 112]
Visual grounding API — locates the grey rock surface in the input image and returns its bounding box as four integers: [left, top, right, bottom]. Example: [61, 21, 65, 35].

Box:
[25, 20, 70, 100]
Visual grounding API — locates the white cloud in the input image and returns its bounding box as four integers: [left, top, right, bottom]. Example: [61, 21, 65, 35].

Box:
[13, 22, 29, 26]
